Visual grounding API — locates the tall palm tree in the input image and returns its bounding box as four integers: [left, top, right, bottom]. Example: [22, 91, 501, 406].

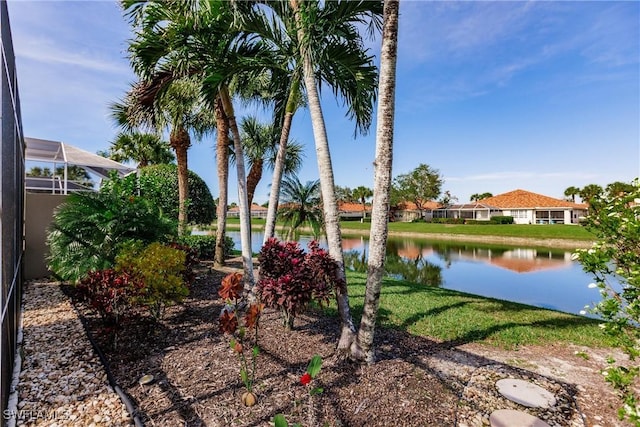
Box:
[121, 0, 260, 282]
[235, 116, 304, 206]
[350, 0, 400, 363]
[352, 185, 373, 220]
[288, 0, 382, 351]
[277, 175, 323, 239]
[111, 78, 214, 235]
[214, 95, 231, 266]
[107, 131, 175, 167]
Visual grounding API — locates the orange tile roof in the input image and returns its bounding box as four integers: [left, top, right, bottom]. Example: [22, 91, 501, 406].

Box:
[397, 200, 442, 210]
[339, 202, 371, 213]
[479, 189, 587, 209]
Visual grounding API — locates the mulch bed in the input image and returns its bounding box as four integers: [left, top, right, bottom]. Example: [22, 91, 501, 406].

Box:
[63, 259, 459, 426]
[60, 258, 625, 426]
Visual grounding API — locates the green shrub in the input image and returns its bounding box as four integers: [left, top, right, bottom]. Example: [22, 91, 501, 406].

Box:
[431, 217, 465, 224]
[175, 234, 234, 260]
[47, 175, 176, 283]
[490, 216, 514, 224]
[139, 164, 216, 225]
[463, 219, 493, 225]
[116, 242, 190, 320]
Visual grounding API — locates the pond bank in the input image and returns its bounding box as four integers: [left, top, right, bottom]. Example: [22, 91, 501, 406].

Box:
[223, 224, 594, 250]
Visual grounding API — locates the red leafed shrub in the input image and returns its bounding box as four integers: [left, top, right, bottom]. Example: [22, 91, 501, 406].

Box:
[257, 238, 343, 330]
[77, 269, 143, 325]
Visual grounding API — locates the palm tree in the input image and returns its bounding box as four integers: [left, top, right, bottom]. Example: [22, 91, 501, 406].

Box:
[277, 175, 323, 239]
[120, 0, 257, 278]
[563, 186, 580, 203]
[351, 0, 400, 363]
[111, 78, 214, 235]
[288, 0, 382, 351]
[579, 184, 603, 205]
[235, 116, 304, 206]
[107, 132, 174, 167]
[214, 96, 231, 266]
[352, 185, 373, 220]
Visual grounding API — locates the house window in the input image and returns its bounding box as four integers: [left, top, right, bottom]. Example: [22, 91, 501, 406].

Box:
[511, 210, 528, 219]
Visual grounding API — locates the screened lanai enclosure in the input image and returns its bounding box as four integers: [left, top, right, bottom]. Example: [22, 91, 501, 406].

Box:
[25, 137, 135, 194]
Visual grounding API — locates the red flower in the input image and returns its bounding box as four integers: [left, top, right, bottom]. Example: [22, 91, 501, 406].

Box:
[300, 372, 312, 386]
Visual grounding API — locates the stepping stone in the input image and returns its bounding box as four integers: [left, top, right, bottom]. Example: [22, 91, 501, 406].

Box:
[490, 409, 550, 427]
[496, 378, 556, 408]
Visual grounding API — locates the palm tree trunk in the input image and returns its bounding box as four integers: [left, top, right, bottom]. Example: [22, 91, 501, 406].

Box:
[171, 125, 191, 236]
[219, 86, 255, 290]
[290, 0, 356, 352]
[264, 80, 300, 242]
[214, 96, 229, 266]
[351, 0, 400, 364]
[246, 159, 264, 207]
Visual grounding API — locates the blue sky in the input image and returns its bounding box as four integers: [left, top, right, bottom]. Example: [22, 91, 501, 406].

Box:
[8, 0, 639, 205]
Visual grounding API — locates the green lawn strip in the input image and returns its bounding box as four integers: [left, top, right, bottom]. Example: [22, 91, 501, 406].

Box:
[341, 221, 595, 241]
[223, 218, 594, 241]
[326, 271, 614, 349]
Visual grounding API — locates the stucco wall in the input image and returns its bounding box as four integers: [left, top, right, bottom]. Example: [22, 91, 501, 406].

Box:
[24, 193, 68, 280]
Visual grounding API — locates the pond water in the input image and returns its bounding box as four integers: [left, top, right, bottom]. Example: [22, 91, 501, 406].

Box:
[221, 230, 601, 317]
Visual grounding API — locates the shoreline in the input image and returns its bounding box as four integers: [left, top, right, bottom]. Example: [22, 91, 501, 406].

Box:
[220, 224, 594, 250]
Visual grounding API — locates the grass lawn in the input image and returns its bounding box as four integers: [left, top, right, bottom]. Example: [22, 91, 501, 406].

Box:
[340, 221, 595, 241]
[323, 271, 614, 349]
[223, 218, 594, 241]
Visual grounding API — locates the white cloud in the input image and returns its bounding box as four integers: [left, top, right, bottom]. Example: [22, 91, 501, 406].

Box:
[16, 37, 129, 75]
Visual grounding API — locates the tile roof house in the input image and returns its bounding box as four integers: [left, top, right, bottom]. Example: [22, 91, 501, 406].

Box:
[392, 200, 442, 222]
[434, 189, 588, 224]
[226, 203, 268, 218]
[338, 202, 372, 219]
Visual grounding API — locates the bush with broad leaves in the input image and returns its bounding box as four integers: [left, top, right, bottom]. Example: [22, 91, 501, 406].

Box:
[257, 238, 343, 330]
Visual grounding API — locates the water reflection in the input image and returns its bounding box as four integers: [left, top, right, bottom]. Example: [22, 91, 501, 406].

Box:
[343, 250, 442, 287]
[221, 230, 600, 316]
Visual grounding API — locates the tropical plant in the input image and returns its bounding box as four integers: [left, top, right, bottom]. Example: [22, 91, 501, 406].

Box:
[605, 181, 635, 198]
[335, 185, 354, 203]
[277, 175, 323, 239]
[575, 178, 640, 424]
[350, 0, 400, 363]
[175, 234, 234, 261]
[563, 186, 580, 203]
[111, 77, 215, 235]
[285, 0, 383, 349]
[214, 96, 231, 266]
[106, 131, 175, 167]
[116, 242, 191, 320]
[579, 184, 604, 206]
[234, 116, 304, 206]
[352, 185, 373, 219]
[138, 164, 216, 225]
[257, 238, 341, 330]
[47, 174, 175, 283]
[218, 272, 264, 406]
[77, 268, 142, 326]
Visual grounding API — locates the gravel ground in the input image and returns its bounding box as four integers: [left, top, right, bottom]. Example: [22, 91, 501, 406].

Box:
[10, 280, 133, 427]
